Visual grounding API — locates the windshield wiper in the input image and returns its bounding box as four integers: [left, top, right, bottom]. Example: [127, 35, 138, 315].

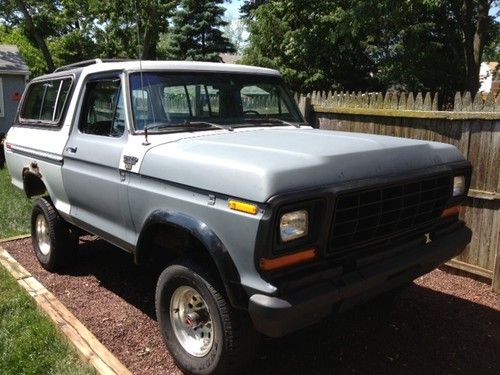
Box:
[141, 120, 233, 132]
[183, 120, 233, 131]
[141, 122, 182, 132]
[239, 118, 305, 128]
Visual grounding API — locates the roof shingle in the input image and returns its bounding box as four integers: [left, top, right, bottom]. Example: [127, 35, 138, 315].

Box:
[0, 44, 29, 73]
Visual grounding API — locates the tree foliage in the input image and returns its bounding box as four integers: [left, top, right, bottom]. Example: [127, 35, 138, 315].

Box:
[240, 0, 267, 19]
[166, 0, 235, 61]
[242, 0, 500, 94]
[484, 20, 500, 61]
[1, 0, 234, 75]
[91, 0, 176, 60]
[0, 25, 47, 76]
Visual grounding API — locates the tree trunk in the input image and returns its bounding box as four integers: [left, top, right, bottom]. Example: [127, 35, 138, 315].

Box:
[141, 6, 158, 60]
[457, 0, 491, 93]
[14, 0, 55, 72]
[470, 0, 491, 92]
[142, 27, 158, 60]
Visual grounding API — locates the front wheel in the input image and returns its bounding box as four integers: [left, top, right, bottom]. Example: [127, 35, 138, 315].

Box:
[155, 259, 255, 375]
[31, 197, 78, 272]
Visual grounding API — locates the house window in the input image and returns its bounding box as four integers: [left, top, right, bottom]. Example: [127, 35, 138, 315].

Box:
[0, 78, 4, 118]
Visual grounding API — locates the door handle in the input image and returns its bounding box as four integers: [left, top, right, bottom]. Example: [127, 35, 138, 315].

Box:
[65, 146, 77, 153]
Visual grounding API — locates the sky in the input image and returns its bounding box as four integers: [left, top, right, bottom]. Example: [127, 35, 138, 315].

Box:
[224, 0, 244, 20]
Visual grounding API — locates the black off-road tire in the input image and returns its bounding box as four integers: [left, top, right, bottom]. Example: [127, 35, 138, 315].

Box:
[31, 197, 78, 272]
[155, 258, 256, 375]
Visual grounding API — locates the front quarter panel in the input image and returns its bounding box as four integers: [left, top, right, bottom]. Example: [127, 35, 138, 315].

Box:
[127, 172, 277, 296]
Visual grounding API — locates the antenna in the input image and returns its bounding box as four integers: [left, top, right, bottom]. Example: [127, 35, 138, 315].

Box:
[134, 0, 150, 146]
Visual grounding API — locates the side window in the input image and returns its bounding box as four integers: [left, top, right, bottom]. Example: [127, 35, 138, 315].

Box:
[54, 79, 72, 120]
[22, 83, 45, 120]
[20, 78, 72, 125]
[39, 82, 59, 121]
[79, 79, 124, 137]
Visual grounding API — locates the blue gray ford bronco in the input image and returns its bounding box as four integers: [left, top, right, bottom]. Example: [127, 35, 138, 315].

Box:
[4, 59, 472, 374]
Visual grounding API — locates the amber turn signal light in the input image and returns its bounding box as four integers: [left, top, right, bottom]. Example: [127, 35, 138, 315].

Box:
[259, 248, 317, 271]
[441, 205, 460, 218]
[228, 199, 258, 215]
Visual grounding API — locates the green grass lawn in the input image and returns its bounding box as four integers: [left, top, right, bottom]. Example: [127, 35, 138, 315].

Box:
[0, 168, 95, 373]
[0, 167, 32, 238]
[0, 265, 95, 375]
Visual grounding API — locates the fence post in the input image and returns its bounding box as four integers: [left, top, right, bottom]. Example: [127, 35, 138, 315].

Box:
[299, 95, 312, 125]
[494, 250, 500, 293]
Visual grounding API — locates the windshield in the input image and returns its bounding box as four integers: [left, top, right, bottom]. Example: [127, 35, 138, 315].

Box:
[129, 72, 303, 132]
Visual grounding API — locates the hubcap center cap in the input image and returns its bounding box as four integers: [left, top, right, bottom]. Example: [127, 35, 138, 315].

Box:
[185, 312, 201, 328]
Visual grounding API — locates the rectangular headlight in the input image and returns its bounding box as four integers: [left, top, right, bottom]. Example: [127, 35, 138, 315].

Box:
[453, 175, 465, 197]
[280, 209, 309, 242]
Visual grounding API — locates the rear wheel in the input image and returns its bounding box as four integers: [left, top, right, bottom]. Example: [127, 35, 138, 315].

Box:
[156, 258, 256, 375]
[31, 197, 78, 272]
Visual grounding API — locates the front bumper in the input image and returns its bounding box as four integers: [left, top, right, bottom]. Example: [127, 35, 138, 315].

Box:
[248, 223, 472, 337]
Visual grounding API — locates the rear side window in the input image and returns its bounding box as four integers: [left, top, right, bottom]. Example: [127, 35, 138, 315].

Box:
[20, 77, 73, 125]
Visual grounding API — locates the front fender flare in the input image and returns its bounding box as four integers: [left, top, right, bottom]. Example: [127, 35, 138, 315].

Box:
[136, 210, 247, 308]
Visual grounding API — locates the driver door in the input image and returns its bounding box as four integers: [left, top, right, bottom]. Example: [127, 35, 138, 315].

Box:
[62, 73, 130, 246]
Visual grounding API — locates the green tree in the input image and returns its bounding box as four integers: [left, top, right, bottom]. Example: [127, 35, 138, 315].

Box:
[92, 0, 176, 60]
[363, 1, 468, 93]
[0, 0, 59, 71]
[483, 20, 500, 61]
[242, 0, 499, 94]
[241, 1, 379, 92]
[240, 0, 267, 19]
[0, 0, 99, 73]
[167, 0, 236, 61]
[0, 0, 176, 76]
[0, 25, 47, 76]
[446, 0, 499, 93]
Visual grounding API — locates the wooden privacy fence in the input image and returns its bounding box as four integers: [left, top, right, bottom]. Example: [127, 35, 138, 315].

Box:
[294, 90, 500, 112]
[296, 91, 500, 292]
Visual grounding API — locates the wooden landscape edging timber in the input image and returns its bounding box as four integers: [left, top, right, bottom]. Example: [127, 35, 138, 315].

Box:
[0, 233, 31, 243]
[0, 246, 133, 375]
[296, 91, 500, 293]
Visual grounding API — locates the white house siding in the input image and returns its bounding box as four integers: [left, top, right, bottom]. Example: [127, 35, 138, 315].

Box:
[479, 62, 498, 93]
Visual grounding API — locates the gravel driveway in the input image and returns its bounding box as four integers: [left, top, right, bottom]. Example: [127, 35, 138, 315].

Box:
[3, 237, 499, 375]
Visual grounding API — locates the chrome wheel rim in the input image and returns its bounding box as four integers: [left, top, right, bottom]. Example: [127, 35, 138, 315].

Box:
[170, 285, 214, 357]
[35, 214, 51, 256]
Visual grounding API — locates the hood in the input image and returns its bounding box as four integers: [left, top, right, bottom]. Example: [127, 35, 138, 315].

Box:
[140, 128, 465, 202]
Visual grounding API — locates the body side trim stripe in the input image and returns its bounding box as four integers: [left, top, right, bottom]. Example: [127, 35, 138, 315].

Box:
[9, 145, 63, 165]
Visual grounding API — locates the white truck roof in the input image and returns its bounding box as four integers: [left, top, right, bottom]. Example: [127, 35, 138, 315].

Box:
[45, 59, 281, 78]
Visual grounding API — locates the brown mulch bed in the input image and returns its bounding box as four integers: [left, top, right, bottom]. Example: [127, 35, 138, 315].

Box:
[2, 237, 499, 375]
